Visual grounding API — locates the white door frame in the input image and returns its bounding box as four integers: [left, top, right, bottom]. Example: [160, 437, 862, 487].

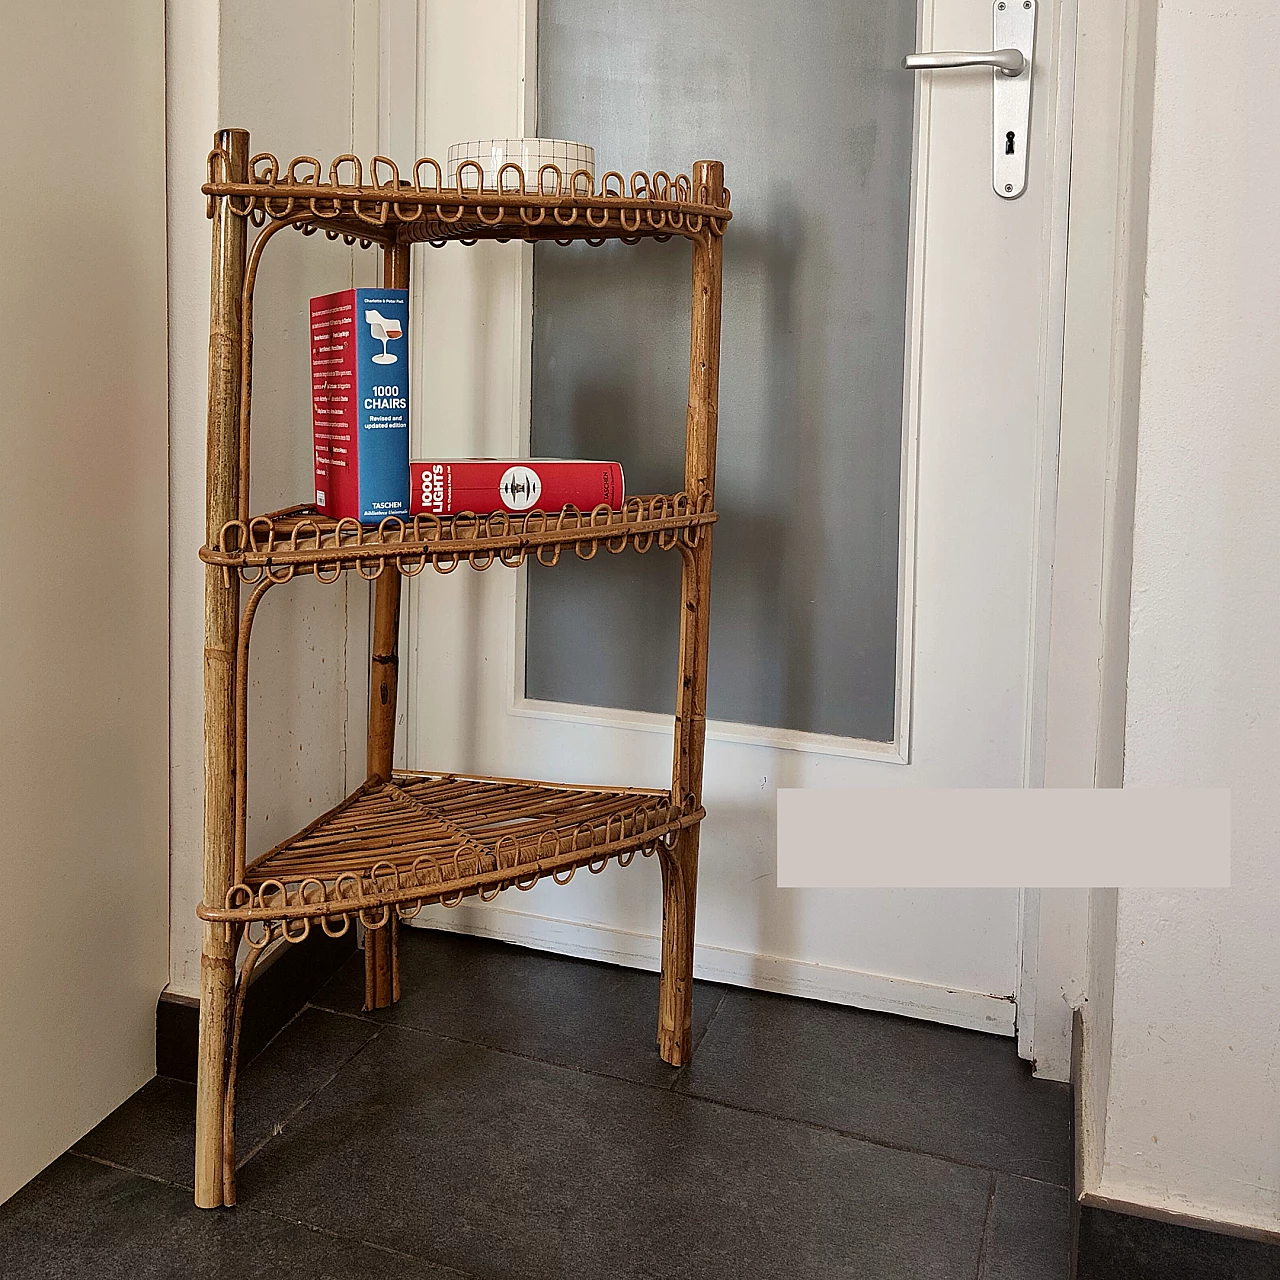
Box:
[1025, 0, 1156, 1081]
[375, 0, 1141, 1081]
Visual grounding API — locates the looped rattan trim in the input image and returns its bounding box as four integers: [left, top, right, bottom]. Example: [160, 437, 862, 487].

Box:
[201, 492, 715, 583]
[204, 148, 730, 247]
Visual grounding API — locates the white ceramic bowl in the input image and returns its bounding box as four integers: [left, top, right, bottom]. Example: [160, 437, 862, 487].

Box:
[447, 138, 595, 194]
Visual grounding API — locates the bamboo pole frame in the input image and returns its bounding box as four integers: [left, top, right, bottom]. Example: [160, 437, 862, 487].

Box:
[363, 241, 410, 1010]
[193, 137, 728, 1206]
[659, 160, 724, 1066]
[196, 127, 250, 1209]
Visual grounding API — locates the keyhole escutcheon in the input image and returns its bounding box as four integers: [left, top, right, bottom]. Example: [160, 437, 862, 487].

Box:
[1005, 131, 1016, 155]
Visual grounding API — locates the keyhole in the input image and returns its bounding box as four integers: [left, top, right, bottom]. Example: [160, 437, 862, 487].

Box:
[1005, 131, 1016, 156]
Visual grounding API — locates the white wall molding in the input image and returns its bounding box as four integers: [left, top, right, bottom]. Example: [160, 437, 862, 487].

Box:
[1043, 0, 1155, 794]
[407, 913, 1016, 1035]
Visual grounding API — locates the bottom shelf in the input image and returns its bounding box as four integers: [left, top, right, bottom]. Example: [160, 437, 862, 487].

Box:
[198, 771, 701, 934]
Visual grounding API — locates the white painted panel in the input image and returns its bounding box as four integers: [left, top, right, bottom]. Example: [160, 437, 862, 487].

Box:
[0, 3, 168, 1203]
[167, 0, 379, 998]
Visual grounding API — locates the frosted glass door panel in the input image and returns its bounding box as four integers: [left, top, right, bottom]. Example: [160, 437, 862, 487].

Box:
[526, 0, 916, 742]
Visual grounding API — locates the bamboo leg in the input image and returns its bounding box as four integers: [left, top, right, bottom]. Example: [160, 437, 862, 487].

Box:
[196, 935, 236, 1203]
[660, 161, 723, 1066]
[659, 540, 712, 1064]
[363, 239, 410, 1010]
[221, 932, 265, 1207]
[362, 561, 401, 1010]
[657, 828, 700, 1064]
[364, 919, 398, 1010]
[196, 128, 249, 1209]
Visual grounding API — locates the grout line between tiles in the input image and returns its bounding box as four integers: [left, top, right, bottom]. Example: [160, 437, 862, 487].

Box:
[692, 985, 729, 1056]
[975, 1172, 998, 1280]
[670, 985, 729, 1091]
[989, 1169, 1073, 1192]
[311, 1004, 688, 1095]
[235, 1026, 384, 1171]
[67, 1152, 485, 1279]
[344, 1016, 1062, 1186]
[71, 1151, 193, 1193]
[240, 998, 326, 1073]
[307, 1001, 385, 1026]
[309, 951, 1069, 1188]
[673, 1079, 1066, 1187]
[239, 1201, 487, 1279]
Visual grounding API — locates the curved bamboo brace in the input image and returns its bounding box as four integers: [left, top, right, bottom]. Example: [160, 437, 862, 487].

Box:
[233, 575, 276, 883]
[237, 216, 310, 523]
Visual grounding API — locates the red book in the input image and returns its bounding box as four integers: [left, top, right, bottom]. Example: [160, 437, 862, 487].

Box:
[310, 288, 410, 522]
[410, 459, 625, 516]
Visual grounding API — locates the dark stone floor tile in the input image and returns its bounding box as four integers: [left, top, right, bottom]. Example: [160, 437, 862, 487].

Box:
[982, 1174, 1071, 1280]
[240, 1025, 991, 1280]
[313, 926, 725, 1087]
[0, 1154, 469, 1279]
[73, 1007, 379, 1187]
[675, 989, 1071, 1184]
[71, 1075, 199, 1190]
[1076, 1205, 1280, 1280]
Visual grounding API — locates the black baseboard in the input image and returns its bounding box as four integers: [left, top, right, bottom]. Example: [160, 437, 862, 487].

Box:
[1075, 1204, 1280, 1280]
[156, 929, 358, 1083]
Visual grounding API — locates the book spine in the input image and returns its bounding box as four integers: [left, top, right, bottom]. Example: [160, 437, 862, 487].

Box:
[353, 287, 410, 522]
[310, 289, 359, 520]
[409, 460, 625, 516]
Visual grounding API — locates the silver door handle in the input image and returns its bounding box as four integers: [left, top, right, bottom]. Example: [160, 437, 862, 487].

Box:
[902, 49, 1025, 77]
[901, 1, 1037, 199]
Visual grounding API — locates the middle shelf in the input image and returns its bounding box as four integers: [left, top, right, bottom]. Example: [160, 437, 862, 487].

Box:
[201, 491, 716, 583]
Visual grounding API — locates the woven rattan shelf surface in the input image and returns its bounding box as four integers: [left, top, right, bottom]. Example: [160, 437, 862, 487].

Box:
[200, 495, 716, 583]
[198, 771, 702, 931]
[204, 148, 731, 247]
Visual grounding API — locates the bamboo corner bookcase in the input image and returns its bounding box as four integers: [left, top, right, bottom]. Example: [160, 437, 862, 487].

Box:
[194, 128, 728, 1208]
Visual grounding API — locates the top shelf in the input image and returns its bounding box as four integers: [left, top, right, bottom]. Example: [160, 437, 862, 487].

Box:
[204, 148, 731, 247]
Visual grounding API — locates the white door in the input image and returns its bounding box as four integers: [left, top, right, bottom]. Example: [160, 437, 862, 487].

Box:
[392, 0, 1071, 1052]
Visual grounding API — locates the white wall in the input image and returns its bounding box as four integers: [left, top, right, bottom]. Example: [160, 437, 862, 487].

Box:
[0, 4, 169, 1202]
[1037, 0, 1156, 1088]
[167, 0, 377, 997]
[1093, 0, 1280, 1233]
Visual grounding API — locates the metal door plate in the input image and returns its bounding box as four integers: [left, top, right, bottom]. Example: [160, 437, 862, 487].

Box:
[993, 0, 1036, 198]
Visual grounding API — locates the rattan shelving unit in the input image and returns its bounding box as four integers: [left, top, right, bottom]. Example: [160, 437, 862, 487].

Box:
[193, 129, 728, 1208]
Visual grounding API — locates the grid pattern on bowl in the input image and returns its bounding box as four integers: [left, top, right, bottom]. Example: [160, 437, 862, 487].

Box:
[447, 138, 595, 193]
